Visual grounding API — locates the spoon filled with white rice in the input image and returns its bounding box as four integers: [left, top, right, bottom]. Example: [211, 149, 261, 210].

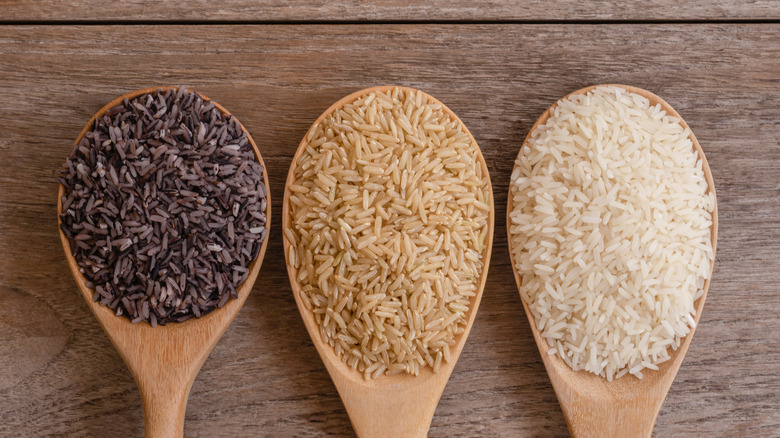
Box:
[507, 85, 717, 436]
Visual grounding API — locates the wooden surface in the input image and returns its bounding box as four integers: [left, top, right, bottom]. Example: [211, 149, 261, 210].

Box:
[56, 86, 271, 438]
[506, 84, 720, 438]
[281, 86, 495, 438]
[0, 22, 778, 437]
[2, 0, 780, 21]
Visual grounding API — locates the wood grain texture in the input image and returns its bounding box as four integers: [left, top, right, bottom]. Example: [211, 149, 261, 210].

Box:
[0, 24, 778, 437]
[2, 0, 780, 22]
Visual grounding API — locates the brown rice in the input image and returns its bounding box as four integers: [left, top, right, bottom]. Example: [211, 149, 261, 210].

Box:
[285, 87, 492, 379]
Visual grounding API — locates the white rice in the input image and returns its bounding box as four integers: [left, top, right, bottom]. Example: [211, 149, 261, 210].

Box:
[508, 86, 714, 380]
[287, 87, 491, 379]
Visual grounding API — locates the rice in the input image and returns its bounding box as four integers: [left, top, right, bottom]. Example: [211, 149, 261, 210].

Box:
[508, 86, 715, 380]
[286, 87, 492, 379]
[59, 87, 268, 325]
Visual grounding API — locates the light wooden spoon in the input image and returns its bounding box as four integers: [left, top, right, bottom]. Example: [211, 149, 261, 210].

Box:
[282, 86, 495, 437]
[507, 84, 718, 437]
[57, 86, 271, 438]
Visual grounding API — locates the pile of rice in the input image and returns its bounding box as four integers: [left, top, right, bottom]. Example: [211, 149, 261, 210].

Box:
[59, 87, 268, 325]
[509, 86, 714, 380]
[286, 87, 492, 379]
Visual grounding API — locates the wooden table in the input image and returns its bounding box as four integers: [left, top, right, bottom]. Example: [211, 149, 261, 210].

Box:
[1, 3, 779, 436]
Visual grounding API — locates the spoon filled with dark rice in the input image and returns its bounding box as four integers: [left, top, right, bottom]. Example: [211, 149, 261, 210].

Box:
[59, 86, 268, 326]
[57, 87, 270, 436]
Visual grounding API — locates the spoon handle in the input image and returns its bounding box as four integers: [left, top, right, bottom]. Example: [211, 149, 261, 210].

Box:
[341, 384, 439, 438]
[137, 375, 191, 438]
[560, 390, 662, 438]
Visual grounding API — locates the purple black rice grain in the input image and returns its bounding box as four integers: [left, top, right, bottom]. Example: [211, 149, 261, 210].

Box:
[59, 87, 267, 326]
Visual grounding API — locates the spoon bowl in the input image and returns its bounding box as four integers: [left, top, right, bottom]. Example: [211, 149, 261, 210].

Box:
[282, 86, 495, 437]
[58, 86, 271, 438]
[506, 84, 718, 437]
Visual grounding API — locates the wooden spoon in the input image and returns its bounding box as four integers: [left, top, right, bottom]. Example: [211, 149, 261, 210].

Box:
[506, 84, 718, 437]
[282, 86, 495, 437]
[57, 87, 271, 438]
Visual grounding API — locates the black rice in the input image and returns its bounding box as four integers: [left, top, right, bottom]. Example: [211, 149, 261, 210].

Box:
[59, 87, 268, 326]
